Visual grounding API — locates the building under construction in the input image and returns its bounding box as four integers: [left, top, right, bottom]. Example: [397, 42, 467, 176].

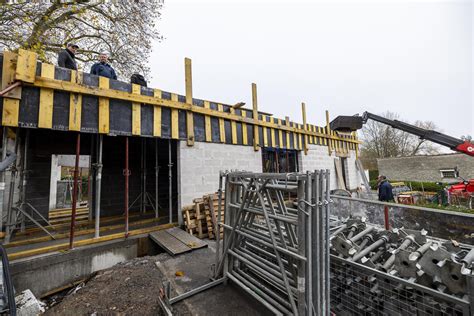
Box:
[2, 50, 474, 315]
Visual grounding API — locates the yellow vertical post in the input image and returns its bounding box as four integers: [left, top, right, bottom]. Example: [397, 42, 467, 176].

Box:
[15, 49, 37, 83]
[278, 119, 283, 148]
[69, 70, 83, 131]
[98, 77, 110, 134]
[203, 101, 212, 142]
[184, 58, 194, 146]
[262, 115, 268, 147]
[326, 110, 332, 155]
[230, 108, 237, 144]
[171, 94, 179, 139]
[153, 89, 162, 137]
[270, 125, 276, 148]
[241, 110, 248, 145]
[285, 116, 290, 149]
[217, 104, 225, 143]
[38, 63, 55, 129]
[252, 83, 259, 151]
[301, 102, 308, 155]
[131, 84, 141, 136]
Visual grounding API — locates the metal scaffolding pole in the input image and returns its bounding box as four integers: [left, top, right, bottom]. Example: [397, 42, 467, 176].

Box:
[124, 137, 129, 237]
[69, 133, 81, 249]
[94, 134, 103, 238]
[0, 127, 8, 232]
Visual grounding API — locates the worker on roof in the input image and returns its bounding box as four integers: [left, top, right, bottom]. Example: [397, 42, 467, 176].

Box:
[57, 43, 79, 70]
[90, 52, 117, 80]
[377, 175, 394, 202]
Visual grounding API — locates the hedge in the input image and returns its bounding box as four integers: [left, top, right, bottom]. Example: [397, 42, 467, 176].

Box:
[369, 180, 445, 192]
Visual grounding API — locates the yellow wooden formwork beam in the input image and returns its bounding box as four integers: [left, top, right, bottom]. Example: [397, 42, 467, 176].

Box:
[204, 101, 212, 142]
[69, 70, 83, 131]
[15, 49, 37, 83]
[241, 110, 248, 145]
[8, 222, 177, 261]
[252, 83, 260, 151]
[27, 76, 360, 146]
[285, 117, 291, 149]
[153, 89, 162, 137]
[184, 58, 195, 146]
[1, 51, 22, 127]
[230, 108, 237, 144]
[131, 83, 141, 136]
[171, 94, 179, 139]
[278, 119, 283, 148]
[301, 103, 308, 155]
[217, 103, 225, 143]
[326, 110, 332, 155]
[38, 63, 55, 129]
[270, 125, 276, 148]
[262, 115, 268, 147]
[98, 77, 110, 134]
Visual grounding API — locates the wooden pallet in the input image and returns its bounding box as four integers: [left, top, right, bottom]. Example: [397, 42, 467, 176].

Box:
[182, 200, 208, 239]
[203, 193, 224, 240]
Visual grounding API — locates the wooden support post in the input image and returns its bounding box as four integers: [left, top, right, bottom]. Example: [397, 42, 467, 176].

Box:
[217, 104, 225, 143]
[326, 110, 332, 155]
[15, 49, 37, 83]
[98, 77, 110, 134]
[38, 63, 55, 129]
[1, 51, 21, 127]
[69, 133, 81, 249]
[204, 101, 212, 142]
[285, 116, 291, 149]
[69, 70, 83, 131]
[185, 58, 195, 146]
[301, 102, 308, 155]
[171, 94, 179, 139]
[251, 83, 259, 151]
[278, 119, 283, 148]
[131, 84, 141, 136]
[230, 108, 237, 144]
[241, 110, 248, 145]
[153, 89, 162, 137]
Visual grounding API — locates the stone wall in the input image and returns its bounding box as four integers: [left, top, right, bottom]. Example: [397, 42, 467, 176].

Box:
[377, 153, 474, 182]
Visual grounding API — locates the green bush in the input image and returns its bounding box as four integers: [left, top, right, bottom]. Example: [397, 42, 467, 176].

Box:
[369, 180, 444, 192]
[368, 170, 379, 181]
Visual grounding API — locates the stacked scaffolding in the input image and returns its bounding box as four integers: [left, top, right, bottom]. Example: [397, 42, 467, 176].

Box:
[214, 171, 332, 315]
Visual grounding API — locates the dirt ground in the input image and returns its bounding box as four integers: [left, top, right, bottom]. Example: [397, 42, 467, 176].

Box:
[44, 255, 178, 316]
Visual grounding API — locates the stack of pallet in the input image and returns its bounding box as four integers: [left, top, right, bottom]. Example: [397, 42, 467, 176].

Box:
[182, 192, 225, 240]
[203, 193, 224, 240]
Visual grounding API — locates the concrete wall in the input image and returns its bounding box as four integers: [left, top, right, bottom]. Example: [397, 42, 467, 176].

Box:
[378, 153, 474, 183]
[299, 144, 363, 191]
[178, 141, 262, 207]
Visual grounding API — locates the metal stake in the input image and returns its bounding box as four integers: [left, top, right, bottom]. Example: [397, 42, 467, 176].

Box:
[69, 133, 81, 249]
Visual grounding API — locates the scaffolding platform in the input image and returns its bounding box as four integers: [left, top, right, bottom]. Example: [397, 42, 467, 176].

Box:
[149, 227, 207, 256]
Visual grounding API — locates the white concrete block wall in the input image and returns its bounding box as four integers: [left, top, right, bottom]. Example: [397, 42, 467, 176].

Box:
[299, 144, 363, 191]
[178, 141, 262, 207]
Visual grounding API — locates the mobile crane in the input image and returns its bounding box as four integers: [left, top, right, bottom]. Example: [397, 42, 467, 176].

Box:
[330, 112, 474, 206]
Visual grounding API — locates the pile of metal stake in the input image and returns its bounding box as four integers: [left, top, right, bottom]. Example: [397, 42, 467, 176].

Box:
[330, 217, 474, 314]
[214, 170, 333, 316]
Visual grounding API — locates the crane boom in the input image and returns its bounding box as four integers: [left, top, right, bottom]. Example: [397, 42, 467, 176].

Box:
[330, 111, 474, 157]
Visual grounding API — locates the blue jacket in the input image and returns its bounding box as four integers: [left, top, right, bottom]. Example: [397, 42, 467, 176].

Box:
[378, 180, 394, 202]
[90, 62, 117, 80]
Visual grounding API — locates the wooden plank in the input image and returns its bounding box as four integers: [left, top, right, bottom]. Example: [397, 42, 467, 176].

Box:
[262, 115, 268, 147]
[185, 58, 195, 146]
[285, 116, 291, 149]
[68, 70, 83, 131]
[218, 103, 225, 143]
[252, 83, 259, 151]
[241, 109, 248, 145]
[293, 131, 298, 151]
[2, 98, 19, 127]
[131, 83, 141, 135]
[334, 158, 346, 190]
[204, 101, 212, 142]
[326, 110, 331, 155]
[271, 127, 276, 148]
[98, 77, 110, 134]
[2, 51, 21, 100]
[15, 49, 37, 83]
[149, 230, 191, 256]
[166, 227, 207, 249]
[230, 108, 237, 144]
[301, 102, 308, 155]
[171, 93, 179, 139]
[278, 119, 283, 148]
[38, 63, 55, 129]
[153, 89, 162, 137]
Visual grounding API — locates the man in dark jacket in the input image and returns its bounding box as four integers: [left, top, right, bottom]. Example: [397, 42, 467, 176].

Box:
[377, 175, 394, 202]
[57, 43, 79, 70]
[90, 52, 117, 80]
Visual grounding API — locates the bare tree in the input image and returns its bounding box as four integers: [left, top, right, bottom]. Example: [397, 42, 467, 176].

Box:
[360, 111, 441, 166]
[0, 1, 163, 80]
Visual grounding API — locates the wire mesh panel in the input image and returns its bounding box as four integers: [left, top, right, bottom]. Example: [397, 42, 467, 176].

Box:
[330, 255, 471, 315]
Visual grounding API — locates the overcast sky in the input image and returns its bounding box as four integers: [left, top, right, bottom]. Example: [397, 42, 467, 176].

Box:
[149, 0, 473, 139]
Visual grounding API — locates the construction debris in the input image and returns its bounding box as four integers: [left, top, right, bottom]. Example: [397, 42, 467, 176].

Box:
[182, 192, 225, 240]
[15, 289, 45, 316]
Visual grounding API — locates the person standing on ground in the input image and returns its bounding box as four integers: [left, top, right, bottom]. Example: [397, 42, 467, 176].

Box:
[57, 43, 79, 70]
[377, 175, 394, 202]
[90, 52, 117, 80]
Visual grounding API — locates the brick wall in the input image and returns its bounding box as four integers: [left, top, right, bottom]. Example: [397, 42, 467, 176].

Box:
[377, 154, 474, 182]
[178, 141, 262, 207]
